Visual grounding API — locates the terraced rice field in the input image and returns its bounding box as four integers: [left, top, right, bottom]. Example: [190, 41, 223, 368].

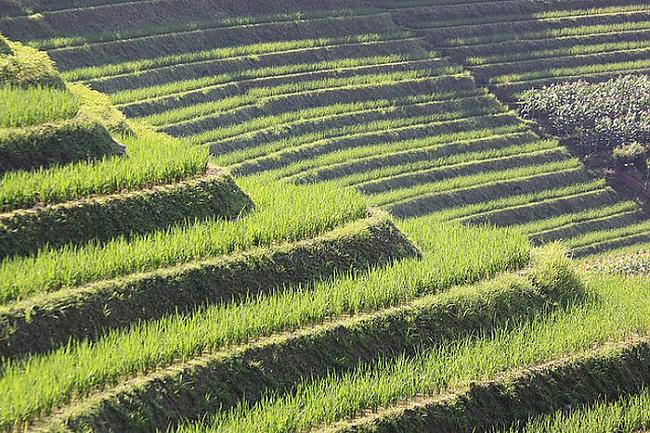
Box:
[0, 0, 649, 432]
[4, 0, 646, 256]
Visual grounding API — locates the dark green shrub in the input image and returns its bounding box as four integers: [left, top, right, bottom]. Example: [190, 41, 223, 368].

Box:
[612, 142, 648, 167]
[520, 75, 650, 154]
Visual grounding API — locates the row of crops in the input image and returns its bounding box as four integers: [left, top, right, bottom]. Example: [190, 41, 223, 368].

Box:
[14, 0, 645, 256]
[0, 0, 648, 431]
[0, 21, 438, 432]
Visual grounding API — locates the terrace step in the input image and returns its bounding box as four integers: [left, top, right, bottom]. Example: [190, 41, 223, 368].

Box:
[85, 37, 427, 93]
[530, 210, 648, 245]
[443, 28, 650, 62]
[461, 188, 620, 227]
[391, 0, 641, 29]
[231, 113, 522, 176]
[572, 230, 650, 257]
[122, 61, 459, 118]
[46, 14, 401, 69]
[471, 47, 650, 80]
[0, 171, 253, 259]
[355, 142, 565, 194]
[0, 210, 419, 359]
[328, 335, 650, 432]
[297, 133, 547, 185]
[30, 263, 579, 433]
[414, 12, 650, 46]
[1, 0, 379, 43]
[159, 60, 455, 137]
[389, 168, 595, 219]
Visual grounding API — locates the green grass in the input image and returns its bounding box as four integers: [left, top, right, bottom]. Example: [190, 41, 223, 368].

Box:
[338, 141, 562, 193]
[446, 21, 650, 47]
[568, 220, 650, 250]
[368, 158, 579, 207]
[277, 126, 529, 182]
[0, 176, 368, 303]
[0, 125, 206, 210]
[173, 270, 649, 433]
[467, 39, 650, 66]
[0, 218, 528, 429]
[512, 202, 640, 235]
[499, 389, 650, 433]
[220, 107, 507, 170]
[491, 58, 650, 84]
[63, 33, 410, 81]
[432, 180, 606, 222]
[0, 84, 79, 128]
[111, 56, 436, 105]
[33, 10, 395, 51]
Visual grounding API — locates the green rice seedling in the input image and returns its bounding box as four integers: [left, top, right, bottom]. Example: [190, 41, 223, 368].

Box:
[498, 389, 650, 433]
[0, 125, 207, 210]
[513, 201, 640, 235]
[151, 90, 471, 137]
[534, 4, 649, 19]
[62, 33, 405, 81]
[173, 272, 650, 433]
[111, 55, 431, 105]
[369, 158, 580, 207]
[433, 180, 607, 222]
[446, 21, 650, 47]
[222, 111, 512, 174]
[35, 10, 400, 51]
[143, 92, 436, 129]
[315, 140, 562, 191]
[277, 127, 530, 182]
[0, 175, 368, 303]
[568, 219, 650, 250]
[0, 84, 79, 128]
[405, 3, 646, 31]
[467, 39, 650, 66]
[193, 85, 489, 148]
[491, 58, 650, 84]
[0, 220, 528, 429]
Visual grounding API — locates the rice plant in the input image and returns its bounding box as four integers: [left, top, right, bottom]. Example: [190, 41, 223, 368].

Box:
[173, 273, 650, 433]
[498, 389, 650, 433]
[0, 125, 207, 210]
[0, 220, 528, 428]
[0, 84, 79, 128]
[0, 176, 368, 303]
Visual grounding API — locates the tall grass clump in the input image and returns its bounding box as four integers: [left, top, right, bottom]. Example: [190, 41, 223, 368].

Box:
[0, 221, 528, 428]
[0, 84, 79, 128]
[0, 177, 368, 302]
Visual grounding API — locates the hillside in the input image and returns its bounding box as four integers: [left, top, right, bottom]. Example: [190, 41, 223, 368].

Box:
[1, 0, 648, 255]
[0, 1, 649, 433]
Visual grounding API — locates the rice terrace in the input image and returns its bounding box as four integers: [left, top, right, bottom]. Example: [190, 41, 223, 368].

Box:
[0, 0, 649, 431]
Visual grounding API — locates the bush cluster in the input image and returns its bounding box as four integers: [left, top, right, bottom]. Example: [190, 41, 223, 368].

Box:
[520, 75, 650, 163]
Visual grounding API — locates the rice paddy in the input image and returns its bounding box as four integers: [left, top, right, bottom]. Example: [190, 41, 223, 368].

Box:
[0, 84, 79, 128]
[0, 1, 648, 432]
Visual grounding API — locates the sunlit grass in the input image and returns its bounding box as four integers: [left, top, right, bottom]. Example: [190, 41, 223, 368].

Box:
[0, 175, 368, 303]
[0, 216, 528, 428]
[0, 84, 79, 128]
